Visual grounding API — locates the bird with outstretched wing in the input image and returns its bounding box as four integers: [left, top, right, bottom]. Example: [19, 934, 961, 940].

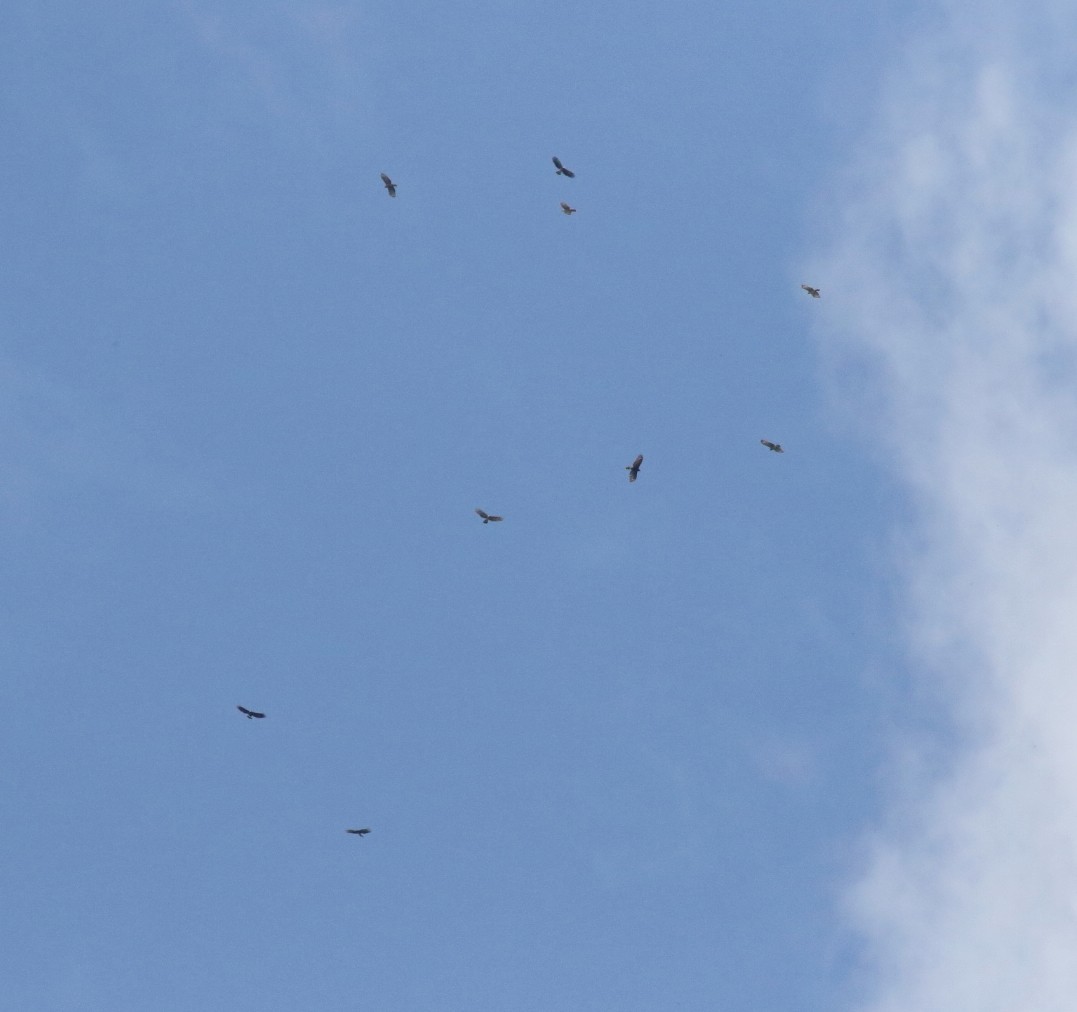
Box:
[760, 439, 784, 453]
[237, 705, 266, 719]
[552, 156, 575, 178]
[346, 828, 371, 837]
[560, 202, 577, 215]
[380, 173, 397, 197]
[800, 284, 820, 298]
[626, 454, 643, 482]
[475, 509, 504, 524]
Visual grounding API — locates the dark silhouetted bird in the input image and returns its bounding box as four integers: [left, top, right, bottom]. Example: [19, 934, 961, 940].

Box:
[346, 828, 371, 837]
[237, 706, 265, 719]
[760, 439, 784, 453]
[475, 509, 504, 524]
[380, 173, 397, 197]
[626, 454, 644, 482]
[560, 202, 577, 215]
[552, 156, 575, 178]
[801, 284, 820, 298]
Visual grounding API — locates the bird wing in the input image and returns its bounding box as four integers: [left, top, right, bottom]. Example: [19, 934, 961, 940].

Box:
[250, 711, 266, 718]
[487, 515, 504, 522]
[552, 156, 563, 170]
[760, 439, 773, 449]
[237, 706, 251, 716]
[475, 508, 489, 519]
[381, 173, 391, 185]
[561, 167, 575, 178]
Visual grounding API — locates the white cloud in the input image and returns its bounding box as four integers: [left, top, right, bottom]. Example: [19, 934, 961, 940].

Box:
[816, 4, 1077, 1008]
[176, 1, 371, 138]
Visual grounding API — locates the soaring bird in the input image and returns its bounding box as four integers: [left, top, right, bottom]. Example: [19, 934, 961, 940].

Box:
[760, 439, 784, 453]
[560, 202, 577, 215]
[475, 509, 504, 524]
[552, 156, 575, 178]
[237, 706, 266, 719]
[625, 454, 644, 482]
[380, 173, 397, 197]
[801, 284, 820, 298]
[346, 828, 371, 837]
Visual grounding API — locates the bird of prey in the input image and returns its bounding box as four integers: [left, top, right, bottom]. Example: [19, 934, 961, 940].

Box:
[560, 202, 577, 215]
[760, 439, 784, 453]
[237, 706, 266, 719]
[801, 284, 820, 298]
[380, 173, 397, 197]
[625, 454, 644, 482]
[475, 508, 504, 524]
[552, 156, 575, 178]
[346, 828, 371, 837]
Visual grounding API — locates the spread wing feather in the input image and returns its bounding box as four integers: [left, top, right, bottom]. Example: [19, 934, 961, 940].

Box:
[552, 156, 575, 178]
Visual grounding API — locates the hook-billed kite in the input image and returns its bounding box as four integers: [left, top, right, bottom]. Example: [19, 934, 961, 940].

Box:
[380, 173, 397, 197]
[552, 156, 575, 178]
[625, 454, 643, 482]
[760, 440, 784, 453]
[237, 706, 266, 719]
[800, 284, 820, 298]
[560, 202, 577, 215]
[346, 828, 371, 836]
[475, 509, 504, 524]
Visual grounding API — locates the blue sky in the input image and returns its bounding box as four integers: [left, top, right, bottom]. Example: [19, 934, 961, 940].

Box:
[11, 1, 1072, 1009]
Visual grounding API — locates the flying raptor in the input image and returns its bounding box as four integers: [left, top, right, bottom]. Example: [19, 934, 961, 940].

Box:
[552, 156, 575, 178]
[800, 284, 820, 298]
[760, 439, 784, 453]
[560, 202, 577, 215]
[236, 706, 266, 719]
[346, 828, 371, 837]
[625, 454, 644, 482]
[475, 509, 504, 524]
[380, 173, 397, 197]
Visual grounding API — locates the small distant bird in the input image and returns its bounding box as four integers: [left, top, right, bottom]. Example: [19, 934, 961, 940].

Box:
[380, 173, 397, 197]
[475, 508, 504, 524]
[760, 439, 784, 453]
[801, 284, 820, 298]
[552, 156, 575, 178]
[625, 454, 644, 482]
[346, 828, 371, 837]
[237, 706, 265, 719]
[560, 202, 577, 215]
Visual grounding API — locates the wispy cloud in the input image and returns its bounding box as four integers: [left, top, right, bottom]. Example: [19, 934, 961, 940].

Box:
[816, 3, 1077, 1008]
[175, 1, 370, 141]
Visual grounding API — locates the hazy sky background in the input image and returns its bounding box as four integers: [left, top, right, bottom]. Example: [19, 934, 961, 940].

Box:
[3, 1, 1072, 1009]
